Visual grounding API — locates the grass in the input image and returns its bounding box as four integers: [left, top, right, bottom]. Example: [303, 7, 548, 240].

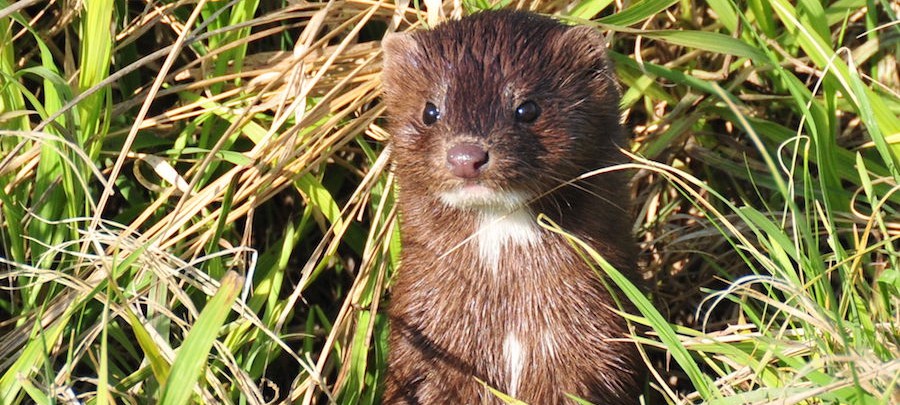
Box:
[0, 0, 897, 403]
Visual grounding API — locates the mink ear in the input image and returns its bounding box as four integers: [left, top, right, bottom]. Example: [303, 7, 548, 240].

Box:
[558, 25, 612, 72]
[560, 25, 607, 53]
[558, 24, 620, 98]
[382, 32, 421, 74]
[381, 32, 423, 98]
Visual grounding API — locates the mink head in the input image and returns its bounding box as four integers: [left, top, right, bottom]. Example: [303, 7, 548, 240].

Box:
[381, 11, 625, 212]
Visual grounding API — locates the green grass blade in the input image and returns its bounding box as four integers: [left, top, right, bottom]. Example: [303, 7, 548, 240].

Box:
[568, 0, 615, 19]
[159, 271, 244, 405]
[770, 0, 900, 179]
[539, 215, 717, 401]
[0, 306, 72, 403]
[705, 0, 738, 33]
[640, 30, 767, 62]
[98, 287, 111, 405]
[0, 10, 28, 131]
[596, 0, 679, 26]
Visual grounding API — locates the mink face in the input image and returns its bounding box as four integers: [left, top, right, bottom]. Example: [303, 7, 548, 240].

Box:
[381, 10, 641, 405]
[381, 11, 626, 214]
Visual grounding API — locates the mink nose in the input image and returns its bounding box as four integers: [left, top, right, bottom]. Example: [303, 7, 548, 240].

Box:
[446, 143, 489, 179]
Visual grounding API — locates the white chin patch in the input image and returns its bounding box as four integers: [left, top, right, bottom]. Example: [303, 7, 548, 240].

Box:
[438, 185, 529, 211]
[439, 186, 541, 269]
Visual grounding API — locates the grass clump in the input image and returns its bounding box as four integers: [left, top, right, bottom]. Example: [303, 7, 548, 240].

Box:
[0, 0, 897, 404]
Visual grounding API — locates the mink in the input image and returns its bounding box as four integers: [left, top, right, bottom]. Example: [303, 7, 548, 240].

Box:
[380, 10, 642, 405]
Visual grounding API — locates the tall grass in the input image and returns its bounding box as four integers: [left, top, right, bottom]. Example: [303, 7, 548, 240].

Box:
[0, 0, 897, 404]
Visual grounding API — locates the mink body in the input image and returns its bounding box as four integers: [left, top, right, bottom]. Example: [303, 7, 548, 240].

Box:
[380, 10, 641, 405]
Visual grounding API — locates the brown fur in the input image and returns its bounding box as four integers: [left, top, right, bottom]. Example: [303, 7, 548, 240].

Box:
[380, 10, 642, 404]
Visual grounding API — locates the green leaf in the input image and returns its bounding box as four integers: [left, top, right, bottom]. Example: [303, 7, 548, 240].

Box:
[0, 307, 72, 403]
[596, 0, 679, 26]
[124, 300, 172, 387]
[296, 173, 343, 228]
[705, 0, 738, 33]
[159, 271, 244, 405]
[568, 0, 615, 19]
[640, 30, 767, 62]
[539, 215, 717, 401]
[175, 147, 254, 166]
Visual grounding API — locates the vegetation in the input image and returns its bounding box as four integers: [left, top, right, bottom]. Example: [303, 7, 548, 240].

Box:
[0, 0, 897, 404]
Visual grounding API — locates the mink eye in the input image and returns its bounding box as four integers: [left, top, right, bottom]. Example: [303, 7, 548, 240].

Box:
[514, 100, 540, 123]
[422, 102, 440, 125]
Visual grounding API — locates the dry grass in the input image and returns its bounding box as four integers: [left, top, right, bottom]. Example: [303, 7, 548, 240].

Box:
[1, 0, 898, 404]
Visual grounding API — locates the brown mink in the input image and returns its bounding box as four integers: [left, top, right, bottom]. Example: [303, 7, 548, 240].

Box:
[380, 10, 642, 405]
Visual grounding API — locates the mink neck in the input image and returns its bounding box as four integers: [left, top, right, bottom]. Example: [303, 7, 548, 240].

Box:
[396, 175, 636, 283]
[399, 177, 628, 247]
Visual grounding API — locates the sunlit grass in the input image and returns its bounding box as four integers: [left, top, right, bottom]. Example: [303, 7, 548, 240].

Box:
[0, 0, 897, 404]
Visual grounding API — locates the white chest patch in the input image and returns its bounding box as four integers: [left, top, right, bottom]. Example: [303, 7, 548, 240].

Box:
[476, 208, 540, 269]
[542, 330, 557, 359]
[503, 332, 525, 398]
[438, 187, 541, 269]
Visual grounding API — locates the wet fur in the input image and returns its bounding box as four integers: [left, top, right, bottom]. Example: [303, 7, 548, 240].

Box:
[381, 10, 641, 404]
